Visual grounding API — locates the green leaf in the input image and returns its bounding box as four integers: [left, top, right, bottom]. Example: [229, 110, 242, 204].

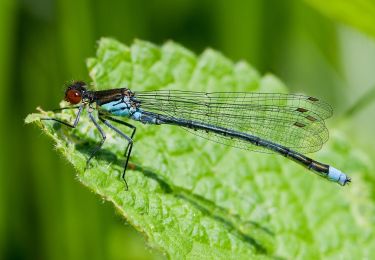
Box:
[26, 38, 375, 259]
[343, 84, 375, 119]
[304, 0, 375, 39]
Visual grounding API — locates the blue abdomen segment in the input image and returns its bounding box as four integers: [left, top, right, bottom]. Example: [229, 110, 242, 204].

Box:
[100, 100, 158, 124]
[328, 166, 351, 186]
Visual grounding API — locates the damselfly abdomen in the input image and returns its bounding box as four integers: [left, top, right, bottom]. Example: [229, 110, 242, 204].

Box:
[42, 81, 351, 189]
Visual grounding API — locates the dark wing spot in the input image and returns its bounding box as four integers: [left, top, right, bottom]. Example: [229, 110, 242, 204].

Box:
[306, 115, 317, 121]
[296, 107, 308, 113]
[294, 122, 306, 128]
[307, 96, 319, 102]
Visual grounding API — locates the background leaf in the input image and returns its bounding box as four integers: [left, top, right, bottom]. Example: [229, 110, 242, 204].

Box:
[304, 0, 375, 39]
[26, 38, 375, 259]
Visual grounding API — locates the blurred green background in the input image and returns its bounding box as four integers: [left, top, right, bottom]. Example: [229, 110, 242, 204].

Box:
[1, 0, 375, 259]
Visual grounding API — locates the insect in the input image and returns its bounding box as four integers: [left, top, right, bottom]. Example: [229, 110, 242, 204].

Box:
[42, 81, 351, 189]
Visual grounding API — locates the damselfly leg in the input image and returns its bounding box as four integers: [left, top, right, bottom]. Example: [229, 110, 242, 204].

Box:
[100, 115, 136, 156]
[99, 116, 134, 190]
[40, 105, 135, 190]
[41, 105, 107, 170]
[86, 110, 106, 169]
[51, 106, 81, 112]
[40, 105, 84, 128]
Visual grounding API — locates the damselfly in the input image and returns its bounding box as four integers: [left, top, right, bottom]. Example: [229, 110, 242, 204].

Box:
[42, 81, 351, 189]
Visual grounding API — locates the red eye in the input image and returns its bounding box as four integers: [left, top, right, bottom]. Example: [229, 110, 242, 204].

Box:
[65, 89, 82, 104]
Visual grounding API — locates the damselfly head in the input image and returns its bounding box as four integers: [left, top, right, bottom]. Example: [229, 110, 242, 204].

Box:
[65, 81, 87, 104]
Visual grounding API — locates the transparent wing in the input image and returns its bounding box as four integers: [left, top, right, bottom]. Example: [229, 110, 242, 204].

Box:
[134, 90, 333, 154]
